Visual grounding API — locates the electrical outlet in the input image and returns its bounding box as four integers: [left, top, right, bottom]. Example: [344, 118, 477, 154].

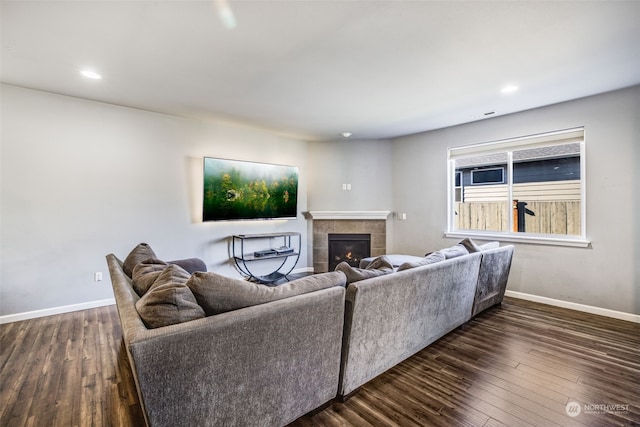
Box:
[342, 183, 347, 190]
[347, 183, 351, 190]
[94, 272, 103, 282]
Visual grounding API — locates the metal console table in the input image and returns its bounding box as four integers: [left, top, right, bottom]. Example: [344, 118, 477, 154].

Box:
[231, 232, 301, 284]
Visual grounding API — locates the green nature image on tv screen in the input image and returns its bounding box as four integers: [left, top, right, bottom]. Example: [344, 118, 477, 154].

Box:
[203, 157, 299, 221]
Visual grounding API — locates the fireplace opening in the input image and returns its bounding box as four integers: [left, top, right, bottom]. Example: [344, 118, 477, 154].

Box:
[328, 233, 371, 271]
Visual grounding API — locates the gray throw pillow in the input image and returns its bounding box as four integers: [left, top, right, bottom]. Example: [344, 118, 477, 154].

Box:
[364, 255, 394, 270]
[123, 243, 157, 277]
[187, 271, 347, 316]
[169, 258, 207, 274]
[397, 251, 446, 271]
[359, 254, 423, 268]
[135, 264, 205, 328]
[132, 258, 169, 296]
[439, 244, 470, 259]
[335, 255, 394, 284]
[458, 238, 482, 253]
[479, 241, 500, 251]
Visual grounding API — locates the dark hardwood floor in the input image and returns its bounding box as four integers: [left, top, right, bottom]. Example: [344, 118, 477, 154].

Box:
[1, 297, 638, 426]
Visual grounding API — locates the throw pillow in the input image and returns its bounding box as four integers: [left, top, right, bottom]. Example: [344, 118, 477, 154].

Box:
[364, 255, 394, 270]
[335, 256, 394, 284]
[123, 243, 157, 277]
[439, 244, 470, 259]
[458, 238, 482, 253]
[359, 254, 423, 268]
[168, 258, 207, 274]
[187, 271, 347, 316]
[397, 251, 446, 271]
[479, 241, 500, 251]
[132, 258, 169, 296]
[135, 264, 205, 328]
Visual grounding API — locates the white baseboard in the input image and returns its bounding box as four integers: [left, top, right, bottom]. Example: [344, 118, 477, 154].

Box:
[0, 298, 116, 324]
[504, 291, 640, 324]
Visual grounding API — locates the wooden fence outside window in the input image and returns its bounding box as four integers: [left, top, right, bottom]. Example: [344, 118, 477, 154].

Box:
[454, 180, 581, 235]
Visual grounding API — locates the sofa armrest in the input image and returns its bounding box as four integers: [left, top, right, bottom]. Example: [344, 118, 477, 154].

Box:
[472, 245, 514, 316]
[106, 254, 147, 342]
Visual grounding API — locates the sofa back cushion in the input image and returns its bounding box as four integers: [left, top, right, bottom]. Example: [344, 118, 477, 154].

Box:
[187, 271, 347, 316]
[135, 264, 205, 328]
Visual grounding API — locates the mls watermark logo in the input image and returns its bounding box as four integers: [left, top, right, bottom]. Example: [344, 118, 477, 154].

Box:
[566, 401, 582, 418]
[565, 400, 630, 418]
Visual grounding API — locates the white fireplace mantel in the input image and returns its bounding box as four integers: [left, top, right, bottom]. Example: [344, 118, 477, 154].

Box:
[307, 210, 391, 220]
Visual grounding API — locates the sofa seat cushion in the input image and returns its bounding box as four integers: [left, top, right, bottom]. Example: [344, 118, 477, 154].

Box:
[336, 256, 394, 284]
[123, 243, 157, 277]
[187, 271, 347, 316]
[135, 264, 205, 328]
[397, 251, 446, 271]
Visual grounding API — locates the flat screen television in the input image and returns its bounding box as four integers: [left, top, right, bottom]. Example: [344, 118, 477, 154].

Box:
[203, 157, 299, 221]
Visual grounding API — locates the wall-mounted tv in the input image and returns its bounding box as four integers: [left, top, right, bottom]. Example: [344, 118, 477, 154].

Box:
[203, 157, 299, 221]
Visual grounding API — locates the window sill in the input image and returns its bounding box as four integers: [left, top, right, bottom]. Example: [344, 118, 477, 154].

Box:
[444, 231, 591, 248]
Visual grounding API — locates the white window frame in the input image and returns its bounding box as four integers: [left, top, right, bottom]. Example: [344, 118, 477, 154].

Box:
[446, 127, 589, 247]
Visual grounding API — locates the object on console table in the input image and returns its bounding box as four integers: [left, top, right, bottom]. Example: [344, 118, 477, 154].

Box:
[232, 232, 301, 284]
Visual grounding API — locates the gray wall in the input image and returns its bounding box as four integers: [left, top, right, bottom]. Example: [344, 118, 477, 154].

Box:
[307, 139, 393, 211]
[1, 84, 310, 316]
[306, 139, 395, 254]
[392, 85, 640, 315]
[3, 83, 638, 317]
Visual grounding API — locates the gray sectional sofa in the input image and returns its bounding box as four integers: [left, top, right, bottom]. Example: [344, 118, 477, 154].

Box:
[106, 240, 513, 426]
[339, 244, 514, 397]
[106, 251, 347, 427]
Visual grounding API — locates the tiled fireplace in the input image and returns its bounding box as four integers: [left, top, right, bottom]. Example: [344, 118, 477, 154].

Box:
[308, 211, 390, 273]
[328, 233, 371, 271]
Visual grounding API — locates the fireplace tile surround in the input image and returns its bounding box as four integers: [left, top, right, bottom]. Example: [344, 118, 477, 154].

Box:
[308, 211, 390, 273]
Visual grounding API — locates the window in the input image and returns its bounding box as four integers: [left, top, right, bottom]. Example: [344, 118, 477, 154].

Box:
[447, 127, 587, 246]
[471, 167, 505, 185]
[454, 171, 462, 202]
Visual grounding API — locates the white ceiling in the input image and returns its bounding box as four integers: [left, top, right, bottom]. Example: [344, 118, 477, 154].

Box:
[2, 0, 640, 141]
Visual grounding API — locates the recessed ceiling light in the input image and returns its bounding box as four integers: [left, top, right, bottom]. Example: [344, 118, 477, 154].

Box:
[341, 132, 353, 138]
[501, 85, 519, 94]
[80, 70, 102, 80]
